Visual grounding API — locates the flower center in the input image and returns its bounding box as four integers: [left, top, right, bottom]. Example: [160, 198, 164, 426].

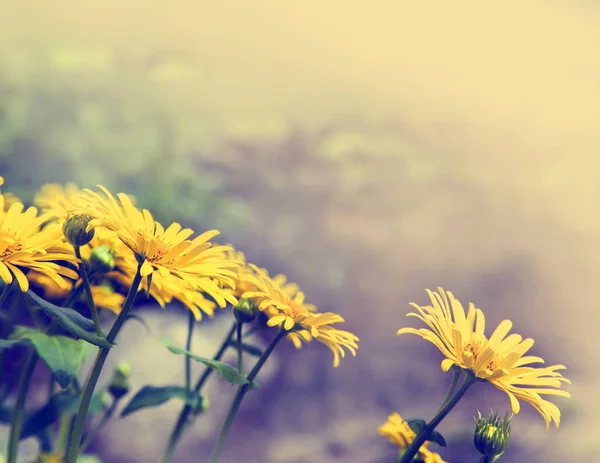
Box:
[0, 232, 23, 260]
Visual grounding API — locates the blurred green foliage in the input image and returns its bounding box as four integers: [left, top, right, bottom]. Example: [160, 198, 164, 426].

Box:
[0, 46, 252, 231]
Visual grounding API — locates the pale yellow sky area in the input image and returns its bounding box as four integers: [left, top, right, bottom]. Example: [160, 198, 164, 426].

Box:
[1, 1, 598, 137]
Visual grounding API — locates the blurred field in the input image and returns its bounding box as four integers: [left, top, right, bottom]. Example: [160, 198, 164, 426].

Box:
[1, 1, 599, 462]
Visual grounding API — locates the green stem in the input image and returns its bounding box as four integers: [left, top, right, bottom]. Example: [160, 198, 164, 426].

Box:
[64, 261, 143, 463]
[6, 352, 38, 463]
[236, 322, 243, 373]
[159, 322, 237, 463]
[437, 366, 461, 412]
[6, 319, 59, 463]
[399, 371, 478, 463]
[56, 414, 72, 453]
[185, 311, 195, 391]
[75, 247, 104, 337]
[208, 329, 287, 463]
[80, 399, 118, 452]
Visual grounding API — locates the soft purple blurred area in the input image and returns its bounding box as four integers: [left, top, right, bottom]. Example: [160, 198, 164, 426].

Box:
[1, 2, 599, 462]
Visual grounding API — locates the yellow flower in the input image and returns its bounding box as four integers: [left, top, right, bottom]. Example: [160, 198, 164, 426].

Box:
[239, 263, 358, 367]
[33, 183, 83, 222]
[90, 284, 125, 314]
[378, 413, 447, 463]
[28, 270, 73, 301]
[111, 248, 237, 320]
[0, 199, 79, 291]
[75, 186, 238, 291]
[397, 288, 571, 428]
[0, 177, 22, 212]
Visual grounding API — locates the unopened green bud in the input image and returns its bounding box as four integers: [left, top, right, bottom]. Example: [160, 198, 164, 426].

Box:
[108, 362, 131, 400]
[100, 391, 112, 408]
[192, 396, 210, 416]
[63, 214, 95, 246]
[474, 410, 512, 461]
[90, 245, 116, 273]
[233, 298, 257, 323]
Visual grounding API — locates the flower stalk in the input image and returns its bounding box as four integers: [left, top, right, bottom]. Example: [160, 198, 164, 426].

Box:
[160, 322, 237, 463]
[399, 370, 478, 463]
[64, 260, 144, 463]
[208, 329, 287, 463]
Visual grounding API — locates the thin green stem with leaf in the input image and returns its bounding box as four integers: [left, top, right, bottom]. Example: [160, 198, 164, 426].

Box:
[209, 329, 287, 463]
[236, 322, 243, 373]
[159, 322, 237, 463]
[64, 260, 144, 463]
[75, 247, 104, 338]
[399, 370, 478, 463]
[185, 311, 195, 391]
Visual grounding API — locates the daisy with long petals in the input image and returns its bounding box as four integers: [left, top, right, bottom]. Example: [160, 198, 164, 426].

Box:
[74, 186, 239, 292]
[397, 288, 570, 428]
[0, 197, 78, 292]
[239, 262, 358, 367]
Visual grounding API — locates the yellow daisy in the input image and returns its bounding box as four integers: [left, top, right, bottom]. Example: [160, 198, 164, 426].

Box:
[239, 263, 358, 367]
[111, 251, 237, 321]
[90, 285, 125, 314]
[0, 177, 22, 212]
[378, 413, 447, 463]
[28, 270, 73, 301]
[74, 186, 238, 290]
[397, 288, 571, 428]
[0, 199, 79, 291]
[33, 183, 83, 222]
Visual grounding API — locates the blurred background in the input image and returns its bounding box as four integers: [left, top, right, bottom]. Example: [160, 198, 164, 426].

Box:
[1, 1, 598, 462]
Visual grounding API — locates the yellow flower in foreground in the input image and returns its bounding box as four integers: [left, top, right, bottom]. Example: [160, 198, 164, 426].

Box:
[378, 413, 447, 463]
[0, 199, 79, 291]
[239, 262, 358, 367]
[397, 288, 571, 428]
[75, 186, 238, 290]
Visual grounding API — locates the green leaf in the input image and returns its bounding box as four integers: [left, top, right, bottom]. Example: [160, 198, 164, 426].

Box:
[159, 337, 252, 387]
[21, 389, 80, 439]
[26, 290, 112, 348]
[227, 340, 263, 357]
[11, 326, 95, 388]
[427, 430, 447, 447]
[77, 456, 103, 463]
[120, 385, 202, 418]
[0, 338, 28, 351]
[405, 418, 427, 435]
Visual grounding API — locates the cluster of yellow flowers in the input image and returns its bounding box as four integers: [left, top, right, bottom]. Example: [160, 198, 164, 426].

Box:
[0, 176, 570, 463]
[0, 178, 358, 366]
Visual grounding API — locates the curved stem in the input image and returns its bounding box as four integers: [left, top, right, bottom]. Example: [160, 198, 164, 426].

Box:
[185, 311, 195, 391]
[159, 322, 237, 463]
[236, 322, 243, 373]
[399, 371, 478, 463]
[75, 247, 104, 337]
[437, 366, 461, 412]
[6, 352, 37, 463]
[208, 329, 286, 463]
[64, 261, 143, 463]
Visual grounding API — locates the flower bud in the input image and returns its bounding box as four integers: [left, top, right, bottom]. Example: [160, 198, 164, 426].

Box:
[233, 298, 257, 324]
[192, 396, 210, 416]
[108, 362, 132, 400]
[474, 410, 512, 461]
[90, 245, 116, 274]
[63, 214, 95, 247]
